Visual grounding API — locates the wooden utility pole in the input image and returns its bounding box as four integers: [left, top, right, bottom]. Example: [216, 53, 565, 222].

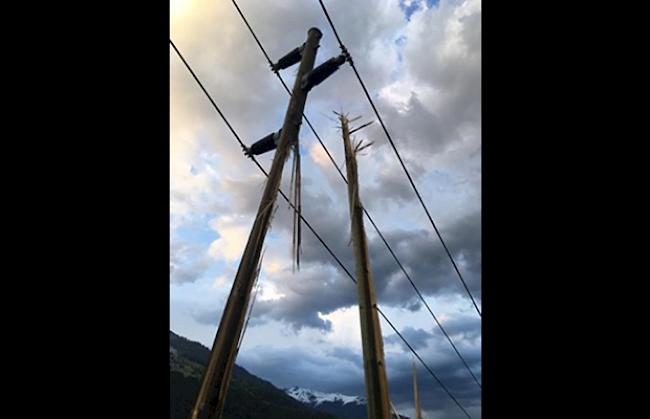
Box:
[340, 113, 391, 419]
[390, 400, 403, 419]
[190, 27, 322, 419]
[413, 360, 422, 419]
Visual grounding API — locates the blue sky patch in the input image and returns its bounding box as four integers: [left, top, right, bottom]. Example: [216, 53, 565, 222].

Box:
[398, 0, 421, 21]
[426, 0, 440, 9]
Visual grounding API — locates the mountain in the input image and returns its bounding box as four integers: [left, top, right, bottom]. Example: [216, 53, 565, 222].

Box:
[286, 386, 366, 406]
[285, 387, 410, 419]
[170, 331, 335, 419]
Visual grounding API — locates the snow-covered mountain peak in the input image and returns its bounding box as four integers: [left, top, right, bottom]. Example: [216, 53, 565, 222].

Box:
[286, 386, 366, 406]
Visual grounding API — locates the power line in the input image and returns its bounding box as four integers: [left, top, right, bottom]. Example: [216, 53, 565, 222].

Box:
[376, 306, 473, 419]
[316, 0, 482, 318]
[230, 0, 481, 388]
[170, 39, 473, 419]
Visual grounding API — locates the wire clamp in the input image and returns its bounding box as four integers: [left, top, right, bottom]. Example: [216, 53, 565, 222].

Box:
[340, 45, 353, 65]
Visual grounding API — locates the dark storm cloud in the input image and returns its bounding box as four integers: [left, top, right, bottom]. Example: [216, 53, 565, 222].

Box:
[371, 210, 482, 302]
[236, 341, 481, 415]
[354, 209, 481, 309]
[237, 345, 365, 393]
[385, 326, 434, 351]
[199, 124, 480, 327]
[239, 180, 480, 331]
[253, 265, 359, 331]
[326, 346, 364, 368]
[382, 346, 481, 416]
[383, 315, 481, 377]
[441, 313, 482, 343]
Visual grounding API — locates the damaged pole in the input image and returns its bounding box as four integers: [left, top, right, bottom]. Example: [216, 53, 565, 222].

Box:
[413, 360, 422, 419]
[190, 27, 323, 419]
[340, 113, 391, 419]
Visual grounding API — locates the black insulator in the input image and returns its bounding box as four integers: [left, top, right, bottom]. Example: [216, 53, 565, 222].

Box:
[245, 129, 282, 156]
[300, 55, 346, 92]
[271, 45, 304, 72]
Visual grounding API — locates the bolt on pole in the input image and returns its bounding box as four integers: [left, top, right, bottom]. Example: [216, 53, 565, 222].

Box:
[340, 113, 391, 419]
[190, 27, 322, 419]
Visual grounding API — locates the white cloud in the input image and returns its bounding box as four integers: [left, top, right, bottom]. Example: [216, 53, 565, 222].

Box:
[309, 140, 331, 169]
[258, 282, 286, 302]
[319, 306, 362, 348]
[207, 215, 250, 262]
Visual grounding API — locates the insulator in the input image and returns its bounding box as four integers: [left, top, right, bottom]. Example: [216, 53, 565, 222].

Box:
[245, 129, 282, 156]
[271, 44, 304, 72]
[300, 55, 346, 92]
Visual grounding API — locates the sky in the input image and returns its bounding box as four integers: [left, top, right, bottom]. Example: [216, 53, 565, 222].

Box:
[170, 0, 481, 418]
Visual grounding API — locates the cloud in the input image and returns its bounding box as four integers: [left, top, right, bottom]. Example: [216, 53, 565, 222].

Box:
[212, 265, 236, 289]
[170, 240, 211, 284]
[236, 337, 481, 415]
[253, 264, 359, 331]
[372, 210, 482, 301]
[309, 140, 332, 169]
[326, 346, 364, 368]
[207, 215, 251, 262]
[237, 345, 365, 394]
[192, 308, 223, 326]
[385, 326, 434, 351]
[219, 174, 268, 216]
[219, 177, 481, 331]
[439, 313, 481, 344]
[378, 92, 453, 156]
